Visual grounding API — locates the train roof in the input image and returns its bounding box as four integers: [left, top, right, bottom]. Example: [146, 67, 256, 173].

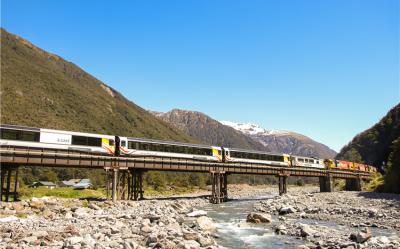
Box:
[126, 137, 215, 149]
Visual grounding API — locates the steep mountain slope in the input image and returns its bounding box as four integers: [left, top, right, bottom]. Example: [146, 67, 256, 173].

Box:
[336, 104, 400, 168]
[0, 28, 194, 142]
[153, 109, 266, 150]
[221, 121, 337, 159]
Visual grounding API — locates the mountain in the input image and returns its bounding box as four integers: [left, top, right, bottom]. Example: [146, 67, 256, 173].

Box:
[0, 28, 194, 142]
[336, 104, 400, 167]
[153, 109, 337, 158]
[336, 104, 400, 193]
[221, 121, 337, 159]
[152, 109, 266, 150]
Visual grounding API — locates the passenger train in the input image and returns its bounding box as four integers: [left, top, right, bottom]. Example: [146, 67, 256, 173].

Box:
[0, 124, 377, 173]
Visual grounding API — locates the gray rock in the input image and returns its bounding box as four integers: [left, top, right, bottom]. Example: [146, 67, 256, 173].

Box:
[196, 216, 216, 231]
[183, 232, 199, 241]
[88, 203, 101, 210]
[21, 236, 38, 244]
[350, 228, 371, 243]
[246, 212, 272, 223]
[300, 224, 316, 237]
[64, 236, 83, 246]
[279, 206, 296, 215]
[181, 240, 201, 249]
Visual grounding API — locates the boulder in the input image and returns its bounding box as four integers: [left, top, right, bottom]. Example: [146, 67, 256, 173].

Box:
[196, 216, 216, 231]
[350, 228, 371, 243]
[279, 206, 296, 215]
[181, 240, 201, 249]
[183, 232, 199, 241]
[300, 224, 316, 237]
[88, 203, 101, 210]
[275, 224, 287, 235]
[187, 210, 207, 217]
[246, 212, 272, 223]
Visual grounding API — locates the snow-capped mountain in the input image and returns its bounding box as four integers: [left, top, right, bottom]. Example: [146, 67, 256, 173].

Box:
[220, 121, 290, 136]
[221, 120, 337, 158]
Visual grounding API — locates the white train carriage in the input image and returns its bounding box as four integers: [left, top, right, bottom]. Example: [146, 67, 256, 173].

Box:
[117, 136, 222, 162]
[223, 147, 291, 166]
[0, 124, 115, 155]
[290, 156, 325, 169]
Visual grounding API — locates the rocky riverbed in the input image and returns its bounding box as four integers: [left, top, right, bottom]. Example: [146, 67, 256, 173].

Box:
[253, 187, 400, 249]
[0, 185, 399, 249]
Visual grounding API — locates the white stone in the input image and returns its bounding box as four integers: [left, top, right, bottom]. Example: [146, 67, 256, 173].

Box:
[187, 210, 207, 217]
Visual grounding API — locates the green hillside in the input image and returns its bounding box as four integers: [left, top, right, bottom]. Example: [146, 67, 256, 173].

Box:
[336, 104, 400, 193]
[0, 28, 194, 142]
[1, 28, 209, 191]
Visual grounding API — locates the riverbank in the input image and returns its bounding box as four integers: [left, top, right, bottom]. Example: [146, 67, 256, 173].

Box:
[254, 186, 400, 248]
[1, 184, 399, 248]
[0, 184, 270, 248]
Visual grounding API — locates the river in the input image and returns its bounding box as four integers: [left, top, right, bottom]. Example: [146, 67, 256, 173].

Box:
[201, 194, 304, 249]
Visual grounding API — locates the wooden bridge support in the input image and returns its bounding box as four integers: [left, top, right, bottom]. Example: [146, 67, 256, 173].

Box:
[128, 169, 144, 201]
[0, 164, 19, 202]
[345, 177, 362, 191]
[278, 175, 288, 195]
[210, 171, 227, 204]
[319, 175, 333, 192]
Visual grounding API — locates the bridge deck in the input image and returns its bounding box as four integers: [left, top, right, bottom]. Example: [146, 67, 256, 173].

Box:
[0, 146, 370, 179]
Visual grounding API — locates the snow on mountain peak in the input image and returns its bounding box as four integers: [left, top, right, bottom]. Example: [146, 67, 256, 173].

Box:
[220, 121, 289, 136]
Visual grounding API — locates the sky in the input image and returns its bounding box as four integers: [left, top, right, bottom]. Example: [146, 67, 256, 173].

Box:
[2, 0, 399, 151]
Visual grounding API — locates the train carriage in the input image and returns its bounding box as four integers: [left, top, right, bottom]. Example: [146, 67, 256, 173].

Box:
[118, 136, 222, 162]
[290, 156, 325, 169]
[0, 124, 115, 155]
[222, 147, 290, 166]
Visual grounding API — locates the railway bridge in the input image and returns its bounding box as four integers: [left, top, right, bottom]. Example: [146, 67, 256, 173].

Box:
[0, 146, 371, 203]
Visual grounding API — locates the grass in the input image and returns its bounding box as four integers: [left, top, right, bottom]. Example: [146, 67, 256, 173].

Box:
[19, 187, 106, 199]
[18, 186, 200, 200]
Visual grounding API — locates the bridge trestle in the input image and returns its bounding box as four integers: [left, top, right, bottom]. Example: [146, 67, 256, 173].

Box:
[0, 164, 19, 202]
[278, 175, 288, 195]
[210, 171, 228, 204]
[319, 174, 333, 192]
[345, 176, 362, 191]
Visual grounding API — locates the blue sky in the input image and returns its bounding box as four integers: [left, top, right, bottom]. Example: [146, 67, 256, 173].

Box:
[2, 0, 399, 151]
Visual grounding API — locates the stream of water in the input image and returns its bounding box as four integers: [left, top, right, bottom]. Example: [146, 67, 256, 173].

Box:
[198, 195, 399, 249]
[201, 195, 303, 249]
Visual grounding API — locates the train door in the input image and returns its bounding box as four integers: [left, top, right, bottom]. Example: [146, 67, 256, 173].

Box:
[114, 136, 120, 156]
[224, 147, 230, 162]
[118, 137, 128, 155]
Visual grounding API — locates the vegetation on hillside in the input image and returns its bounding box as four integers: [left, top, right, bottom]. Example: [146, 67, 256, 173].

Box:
[337, 104, 400, 193]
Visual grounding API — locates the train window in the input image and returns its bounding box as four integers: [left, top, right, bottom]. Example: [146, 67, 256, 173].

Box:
[21, 131, 40, 142]
[88, 137, 102, 147]
[121, 141, 126, 147]
[1, 129, 40, 142]
[109, 139, 115, 146]
[72, 136, 87, 146]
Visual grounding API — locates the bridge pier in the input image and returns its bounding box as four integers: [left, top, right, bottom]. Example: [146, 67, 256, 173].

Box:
[210, 171, 227, 204]
[278, 175, 288, 195]
[345, 177, 362, 191]
[128, 169, 144, 201]
[319, 175, 333, 192]
[0, 164, 19, 202]
[112, 169, 118, 202]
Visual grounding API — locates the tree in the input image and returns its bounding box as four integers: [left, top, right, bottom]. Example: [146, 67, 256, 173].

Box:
[342, 148, 363, 163]
[384, 138, 400, 193]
